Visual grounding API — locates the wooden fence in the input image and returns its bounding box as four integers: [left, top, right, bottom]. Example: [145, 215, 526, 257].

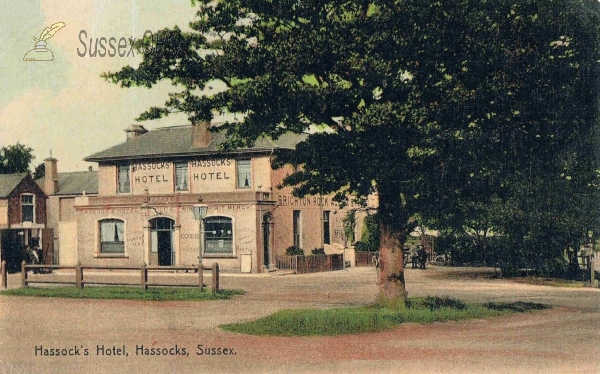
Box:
[355, 251, 378, 267]
[0, 260, 220, 294]
[275, 254, 344, 274]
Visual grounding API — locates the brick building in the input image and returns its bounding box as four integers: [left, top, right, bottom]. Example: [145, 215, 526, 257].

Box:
[73, 123, 357, 273]
[0, 173, 49, 271]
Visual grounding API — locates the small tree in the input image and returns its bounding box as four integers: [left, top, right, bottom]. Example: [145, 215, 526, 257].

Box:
[0, 143, 34, 174]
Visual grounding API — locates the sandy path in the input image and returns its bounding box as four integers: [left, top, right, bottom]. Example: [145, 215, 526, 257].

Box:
[1, 266, 598, 373]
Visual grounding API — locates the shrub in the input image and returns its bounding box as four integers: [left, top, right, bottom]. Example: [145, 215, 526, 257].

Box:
[285, 246, 304, 256]
[483, 301, 549, 312]
[499, 262, 518, 278]
[360, 215, 380, 249]
[354, 241, 377, 252]
[311, 247, 325, 255]
[410, 296, 467, 311]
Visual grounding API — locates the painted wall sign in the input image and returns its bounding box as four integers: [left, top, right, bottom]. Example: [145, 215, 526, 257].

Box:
[131, 161, 173, 194]
[190, 158, 236, 193]
[277, 195, 338, 208]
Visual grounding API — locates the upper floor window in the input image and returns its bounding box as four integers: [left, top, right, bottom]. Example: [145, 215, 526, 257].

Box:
[100, 219, 125, 254]
[236, 159, 251, 189]
[293, 210, 302, 248]
[117, 164, 130, 193]
[21, 194, 34, 223]
[175, 162, 188, 191]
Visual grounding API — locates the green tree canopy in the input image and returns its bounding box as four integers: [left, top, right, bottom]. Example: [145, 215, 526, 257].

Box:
[0, 143, 35, 174]
[104, 0, 600, 307]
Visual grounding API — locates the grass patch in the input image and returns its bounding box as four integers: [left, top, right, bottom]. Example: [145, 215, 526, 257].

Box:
[0, 286, 245, 301]
[510, 277, 586, 288]
[221, 296, 549, 336]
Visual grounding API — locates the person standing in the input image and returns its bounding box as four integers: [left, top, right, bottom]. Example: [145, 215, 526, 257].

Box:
[418, 246, 427, 269]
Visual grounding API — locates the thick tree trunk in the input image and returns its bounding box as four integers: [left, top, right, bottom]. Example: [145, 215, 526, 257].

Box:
[377, 224, 407, 309]
[376, 182, 408, 309]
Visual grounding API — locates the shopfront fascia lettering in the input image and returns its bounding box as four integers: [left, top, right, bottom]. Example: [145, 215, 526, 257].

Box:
[132, 161, 171, 185]
[277, 195, 336, 207]
[210, 204, 253, 211]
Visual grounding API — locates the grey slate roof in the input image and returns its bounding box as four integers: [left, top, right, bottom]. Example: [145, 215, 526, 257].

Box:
[0, 173, 28, 198]
[84, 125, 306, 162]
[57, 171, 98, 195]
[36, 171, 98, 196]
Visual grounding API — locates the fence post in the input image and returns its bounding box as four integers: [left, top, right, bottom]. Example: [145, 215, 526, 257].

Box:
[294, 255, 298, 274]
[198, 263, 204, 290]
[21, 261, 28, 287]
[212, 262, 219, 294]
[75, 262, 83, 289]
[141, 263, 148, 290]
[1, 260, 6, 289]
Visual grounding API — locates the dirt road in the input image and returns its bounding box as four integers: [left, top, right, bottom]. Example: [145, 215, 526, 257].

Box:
[1, 266, 598, 374]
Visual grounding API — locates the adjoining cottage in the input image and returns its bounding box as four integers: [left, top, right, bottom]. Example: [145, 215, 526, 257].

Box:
[73, 123, 359, 273]
[38, 158, 98, 265]
[0, 173, 48, 272]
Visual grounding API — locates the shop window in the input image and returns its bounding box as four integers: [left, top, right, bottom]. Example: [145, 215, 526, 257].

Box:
[204, 216, 233, 255]
[323, 210, 331, 245]
[175, 162, 188, 191]
[293, 210, 301, 248]
[117, 164, 130, 193]
[236, 159, 251, 189]
[21, 194, 34, 223]
[100, 219, 125, 254]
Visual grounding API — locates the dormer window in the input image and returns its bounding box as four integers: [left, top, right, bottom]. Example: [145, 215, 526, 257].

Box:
[21, 194, 34, 223]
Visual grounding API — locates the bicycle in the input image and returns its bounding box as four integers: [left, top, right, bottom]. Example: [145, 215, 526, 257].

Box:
[435, 253, 451, 266]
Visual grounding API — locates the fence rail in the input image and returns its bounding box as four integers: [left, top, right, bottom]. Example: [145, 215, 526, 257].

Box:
[0, 260, 220, 293]
[275, 254, 344, 274]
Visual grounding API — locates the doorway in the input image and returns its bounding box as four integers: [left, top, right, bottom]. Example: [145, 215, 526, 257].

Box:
[262, 213, 272, 270]
[150, 218, 175, 266]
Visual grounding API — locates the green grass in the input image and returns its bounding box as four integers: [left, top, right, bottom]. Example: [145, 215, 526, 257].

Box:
[0, 286, 245, 301]
[220, 296, 549, 336]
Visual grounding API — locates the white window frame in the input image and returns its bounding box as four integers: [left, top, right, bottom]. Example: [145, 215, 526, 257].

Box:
[99, 218, 126, 254]
[175, 161, 189, 191]
[293, 210, 302, 248]
[117, 164, 131, 194]
[236, 159, 251, 189]
[21, 193, 35, 223]
[203, 216, 234, 257]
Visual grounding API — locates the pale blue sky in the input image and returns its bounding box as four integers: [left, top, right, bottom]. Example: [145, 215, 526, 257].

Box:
[0, 0, 196, 171]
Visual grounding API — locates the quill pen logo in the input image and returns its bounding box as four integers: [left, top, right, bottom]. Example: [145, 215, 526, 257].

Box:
[23, 22, 66, 62]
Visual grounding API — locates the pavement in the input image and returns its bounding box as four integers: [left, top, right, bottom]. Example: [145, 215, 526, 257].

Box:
[0, 266, 598, 374]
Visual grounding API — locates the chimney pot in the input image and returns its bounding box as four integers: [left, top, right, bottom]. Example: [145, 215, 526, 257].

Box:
[124, 124, 148, 141]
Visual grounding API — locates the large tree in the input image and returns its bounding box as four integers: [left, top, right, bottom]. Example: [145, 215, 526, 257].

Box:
[104, 0, 600, 307]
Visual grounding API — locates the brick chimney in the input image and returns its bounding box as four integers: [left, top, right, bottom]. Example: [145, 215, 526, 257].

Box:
[192, 122, 211, 148]
[124, 124, 148, 141]
[44, 157, 59, 195]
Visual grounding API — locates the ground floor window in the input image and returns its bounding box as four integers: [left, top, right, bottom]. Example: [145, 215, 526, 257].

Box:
[323, 210, 331, 245]
[204, 216, 233, 255]
[100, 219, 125, 254]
